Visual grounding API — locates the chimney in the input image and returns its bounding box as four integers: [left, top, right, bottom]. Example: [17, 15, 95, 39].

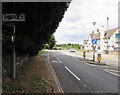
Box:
[97, 29, 99, 32]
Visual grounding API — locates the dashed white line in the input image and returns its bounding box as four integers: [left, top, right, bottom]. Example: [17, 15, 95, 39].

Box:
[47, 54, 64, 93]
[53, 54, 57, 58]
[65, 66, 81, 81]
[53, 54, 62, 63]
[51, 60, 58, 63]
[57, 58, 62, 63]
[83, 83, 87, 87]
[64, 66, 88, 88]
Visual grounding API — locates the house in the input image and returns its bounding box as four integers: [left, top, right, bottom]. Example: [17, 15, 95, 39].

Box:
[84, 27, 119, 52]
[103, 28, 119, 51]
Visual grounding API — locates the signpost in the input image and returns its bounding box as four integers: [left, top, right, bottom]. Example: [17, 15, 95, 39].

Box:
[92, 22, 96, 62]
[92, 39, 97, 62]
[3, 14, 25, 78]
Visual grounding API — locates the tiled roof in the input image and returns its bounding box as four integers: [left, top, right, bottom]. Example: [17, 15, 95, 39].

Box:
[94, 32, 100, 40]
[104, 28, 118, 39]
[89, 28, 118, 40]
[90, 32, 100, 40]
[90, 34, 96, 39]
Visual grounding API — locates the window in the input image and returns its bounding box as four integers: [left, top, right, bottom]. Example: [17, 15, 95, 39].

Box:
[115, 33, 120, 43]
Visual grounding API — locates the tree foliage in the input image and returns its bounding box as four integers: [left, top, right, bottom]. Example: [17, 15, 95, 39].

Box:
[2, 2, 70, 56]
[49, 35, 56, 49]
[54, 44, 82, 50]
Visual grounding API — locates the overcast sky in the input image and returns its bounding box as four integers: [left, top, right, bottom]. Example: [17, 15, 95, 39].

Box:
[54, 0, 119, 45]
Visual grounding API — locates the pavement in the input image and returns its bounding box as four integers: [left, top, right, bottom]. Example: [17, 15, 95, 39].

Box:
[48, 50, 119, 93]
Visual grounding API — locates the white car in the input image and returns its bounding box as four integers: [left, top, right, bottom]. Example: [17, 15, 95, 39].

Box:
[69, 48, 75, 52]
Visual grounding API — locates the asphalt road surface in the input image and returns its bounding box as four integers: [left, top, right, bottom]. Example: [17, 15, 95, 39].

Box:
[48, 50, 119, 94]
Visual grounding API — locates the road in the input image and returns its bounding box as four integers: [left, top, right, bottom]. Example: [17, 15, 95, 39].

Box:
[60, 50, 118, 68]
[48, 50, 119, 93]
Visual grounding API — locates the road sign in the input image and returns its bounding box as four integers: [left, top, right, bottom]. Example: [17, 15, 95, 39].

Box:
[2, 14, 25, 78]
[92, 39, 97, 45]
[3, 14, 25, 21]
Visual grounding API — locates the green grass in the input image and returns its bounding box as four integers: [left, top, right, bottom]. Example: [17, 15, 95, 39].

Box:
[79, 49, 90, 52]
[53, 47, 64, 50]
[39, 49, 48, 54]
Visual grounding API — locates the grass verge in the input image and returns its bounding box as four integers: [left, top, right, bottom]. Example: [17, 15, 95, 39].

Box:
[3, 53, 53, 94]
[39, 49, 48, 54]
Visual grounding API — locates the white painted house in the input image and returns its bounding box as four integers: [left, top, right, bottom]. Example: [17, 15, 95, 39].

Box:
[84, 27, 119, 52]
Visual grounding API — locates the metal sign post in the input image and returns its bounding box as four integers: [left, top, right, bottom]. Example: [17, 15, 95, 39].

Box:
[92, 39, 97, 62]
[3, 14, 25, 79]
[12, 25, 16, 78]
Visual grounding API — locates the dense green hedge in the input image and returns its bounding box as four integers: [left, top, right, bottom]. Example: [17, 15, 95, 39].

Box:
[2, 2, 70, 56]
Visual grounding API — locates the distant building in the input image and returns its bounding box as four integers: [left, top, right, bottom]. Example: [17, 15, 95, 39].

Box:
[83, 27, 119, 52]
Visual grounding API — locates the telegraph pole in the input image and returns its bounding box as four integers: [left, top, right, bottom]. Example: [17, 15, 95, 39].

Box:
[12, 25, 16, 78]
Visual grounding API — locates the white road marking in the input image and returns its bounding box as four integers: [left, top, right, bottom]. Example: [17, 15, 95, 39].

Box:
[86, 63, 98, 67]
[108, 69, 119, 72]
[65, 66, 88, 87]
[57, 58, 62, 63]
[105, 69, 119, 77]
[47, 54, 64, 93]
[53, 54, 62, 63]
[83, 84, 87, 87]
[53, 54, 57, 58]
[65, 66, 80, 81]
[51, 60, 58, 63]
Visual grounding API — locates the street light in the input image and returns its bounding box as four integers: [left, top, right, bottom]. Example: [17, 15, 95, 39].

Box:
[92, 22, 96, 62]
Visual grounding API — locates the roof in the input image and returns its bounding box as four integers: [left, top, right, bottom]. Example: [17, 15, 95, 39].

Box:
[90, 32, 100, 40]
[90, 33, 96, 39]
[104, 28, 118, 39]
[94, 32, 100, 40]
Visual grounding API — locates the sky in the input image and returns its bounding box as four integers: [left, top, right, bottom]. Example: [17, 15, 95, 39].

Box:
[54, 0, 119, 45]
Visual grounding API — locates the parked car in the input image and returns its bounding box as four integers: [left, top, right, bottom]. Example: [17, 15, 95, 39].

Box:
[69, 48, 75, 52]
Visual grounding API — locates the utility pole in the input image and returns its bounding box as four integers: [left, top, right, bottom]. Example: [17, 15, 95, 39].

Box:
[107, 17, 109, 54]
[92, 22, 96, 62]
[12, 25, 16, 79]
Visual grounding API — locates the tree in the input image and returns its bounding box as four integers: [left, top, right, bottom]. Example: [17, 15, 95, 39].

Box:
[49, 35, 56, 49]
[43, 44, 49, 49]
[2, 2, 70, 56]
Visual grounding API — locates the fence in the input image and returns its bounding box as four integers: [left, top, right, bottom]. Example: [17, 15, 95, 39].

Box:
[2, 54, 30, 78]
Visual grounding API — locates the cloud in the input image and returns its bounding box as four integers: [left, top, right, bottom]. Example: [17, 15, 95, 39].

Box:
[54, 0, 119, 44]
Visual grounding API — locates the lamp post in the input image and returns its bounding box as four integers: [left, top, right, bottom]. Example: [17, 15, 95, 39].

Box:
[92, 22, 96, 62]
[107, 17, 109, 54]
